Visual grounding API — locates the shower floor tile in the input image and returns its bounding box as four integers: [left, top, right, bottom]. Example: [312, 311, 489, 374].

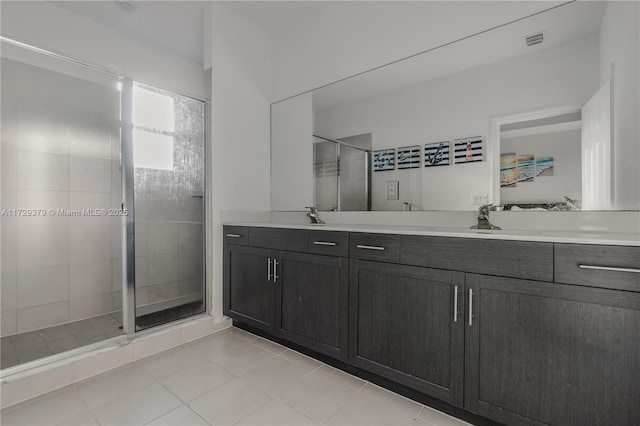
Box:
[0, 313, 122, 369]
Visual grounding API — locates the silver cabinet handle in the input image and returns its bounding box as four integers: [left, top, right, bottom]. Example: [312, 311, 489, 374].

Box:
[273, 259, 279, 282]
[356, 244, 385, 251]
[267, 258, 272, 281]
[579, 264, 640, 273]
[313, 241, 336, 246]
[453, 285, 459, 322]
[468, 289, 474, 326]
[226, 233, 241, 238]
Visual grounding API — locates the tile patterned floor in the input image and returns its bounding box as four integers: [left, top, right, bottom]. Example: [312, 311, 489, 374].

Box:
[0, 313, 123, 369]
[0, 327, 473, 426]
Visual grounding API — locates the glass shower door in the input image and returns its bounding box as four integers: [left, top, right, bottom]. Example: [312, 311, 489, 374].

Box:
[122, 81, 206, 331]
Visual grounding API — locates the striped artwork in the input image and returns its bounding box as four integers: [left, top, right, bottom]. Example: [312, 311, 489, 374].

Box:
[454, 137, 484, 163]
[424, 141, 450, 167]
[397, 146, 421, 169]
[373, 149, 395, 171]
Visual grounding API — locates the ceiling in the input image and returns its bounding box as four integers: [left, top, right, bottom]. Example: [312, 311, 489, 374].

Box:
[50, 1, 206, 65]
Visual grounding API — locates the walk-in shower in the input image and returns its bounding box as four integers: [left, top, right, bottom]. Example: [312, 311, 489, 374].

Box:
[313, 134, 371, 211]
[0, 40, 206, 370]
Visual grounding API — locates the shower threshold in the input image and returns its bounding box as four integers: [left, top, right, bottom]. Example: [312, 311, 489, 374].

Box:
[0, 313, 122, 370]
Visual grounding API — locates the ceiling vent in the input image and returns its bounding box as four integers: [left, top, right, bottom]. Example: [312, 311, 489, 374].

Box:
[525, 33, 544, 47]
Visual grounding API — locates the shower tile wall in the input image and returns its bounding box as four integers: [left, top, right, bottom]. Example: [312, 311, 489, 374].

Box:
[0, 58, 122, 337]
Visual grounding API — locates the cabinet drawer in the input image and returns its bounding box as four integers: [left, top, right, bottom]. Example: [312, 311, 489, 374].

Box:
[308, 230, 349, 257]
[248, 227, 308, 253]
[400, 235, 553, 281]
[349, 233, 399, 263]
[555, 244, 640, 292]
[223, 226, 248, 245]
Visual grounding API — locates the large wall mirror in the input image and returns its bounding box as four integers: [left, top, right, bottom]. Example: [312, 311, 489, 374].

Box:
[271, 1, 639, 212]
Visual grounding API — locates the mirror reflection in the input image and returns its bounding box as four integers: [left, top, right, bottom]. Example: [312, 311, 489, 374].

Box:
[271, 1, 639, 212]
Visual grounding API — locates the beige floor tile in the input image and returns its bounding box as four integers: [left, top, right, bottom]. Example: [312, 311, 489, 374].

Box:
[91, 383, 182, 426]
[249, 336, 288, 354]
[160, 361, 235, 402]
[279, 369, 357, 423]
[225, 327, 258, 342]
[212, 342, 275, 375]
[326, 392, 415, 425]
[74, 364, 156, 409]
[140, 345, 208, 379]
[418, 406, 470, 426]
[317, 364, 367, 390]
[55, 411, 99, 425]
[190, 377, 272, 425]
[278, 349, 323, 369]
[236, 399, 319, 425]
[241, 355, 314, 396]
[0, 387, 88, 426]
[361, 383, 423, 417]
[146, 406, 209, 425]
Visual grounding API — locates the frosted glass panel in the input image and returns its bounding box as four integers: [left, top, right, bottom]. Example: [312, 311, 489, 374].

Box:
[133, 129, 174, 171]
[132, 83, 205, 330]
[132, 85, 175, 132]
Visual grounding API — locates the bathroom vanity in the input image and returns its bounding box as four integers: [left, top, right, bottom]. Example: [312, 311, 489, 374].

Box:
[223, 223, 640, 426]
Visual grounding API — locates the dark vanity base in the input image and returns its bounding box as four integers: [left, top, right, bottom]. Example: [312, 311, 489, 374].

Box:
[234, 320, 503, 426]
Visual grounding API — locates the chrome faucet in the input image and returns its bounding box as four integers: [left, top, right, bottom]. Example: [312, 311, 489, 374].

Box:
[305, 206, 325, 224]
[470, 204, 501, 230]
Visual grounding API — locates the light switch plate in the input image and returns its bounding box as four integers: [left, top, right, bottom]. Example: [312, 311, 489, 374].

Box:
[386, 181, 399, 200]
[472, 194, 489, 205]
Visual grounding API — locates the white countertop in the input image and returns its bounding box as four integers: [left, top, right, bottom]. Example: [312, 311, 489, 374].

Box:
[224, 222, 640, 246]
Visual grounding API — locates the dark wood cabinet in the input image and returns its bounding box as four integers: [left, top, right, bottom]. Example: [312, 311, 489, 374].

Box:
[224, 225, 640, 426]
[275, 251, 348, 361]
[465, 273, 640, 426]
[223, 244, 275, 333]
[349, 259, 465, 407]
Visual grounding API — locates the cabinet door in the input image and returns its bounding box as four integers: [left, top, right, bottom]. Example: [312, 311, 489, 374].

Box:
[223, 245, 274, 333]
[275, 251, 348, 361]
[349, 259, 465, 406]
[465, 274, 640, 426]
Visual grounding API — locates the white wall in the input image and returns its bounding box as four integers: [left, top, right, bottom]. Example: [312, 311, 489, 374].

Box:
[600, 1, 640, 210]
[271, 93, 313, 210]
[270, 1, 565, 101]
[208, 3, 272, 320]
[315, 35, 599, 211]
[0, 1, 204, 99]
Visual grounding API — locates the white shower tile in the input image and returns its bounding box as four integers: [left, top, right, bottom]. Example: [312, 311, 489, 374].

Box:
[17, 227, 69, 269]
[111, 223, 123, 259]
[17, 264, 69, 309]
[111, 258, 123, 292]
[68, 191, 111, 227]
[16, 190, 69, 228]
[111, 291, 123, 311]
[1, 310, 17, 337]
[148, 234, 179, 255]
[17, 150, 68, 192]
[111, 160, 121, 194]
[69, 260, 112, 298]
[69, 226, 111, 263]
[2, 228, 17, 269]
[179, 254, 203, 280]
[136, 287, 149, 307]
[1, 267, 17, 312]
[148, 253, 179, 285]
[17, 301, 69, 333]
[134, 222, 149, 256]
[69, 294, 113, 321]
[1, 189, 17, 229]
[135, 255, 149, 287]
[69, 156, 111, 193]
[17, 110, 68, 154]
[2, 146, 17, 190]
[147, 281, 183, 304]
[68, 120, 112, 159]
